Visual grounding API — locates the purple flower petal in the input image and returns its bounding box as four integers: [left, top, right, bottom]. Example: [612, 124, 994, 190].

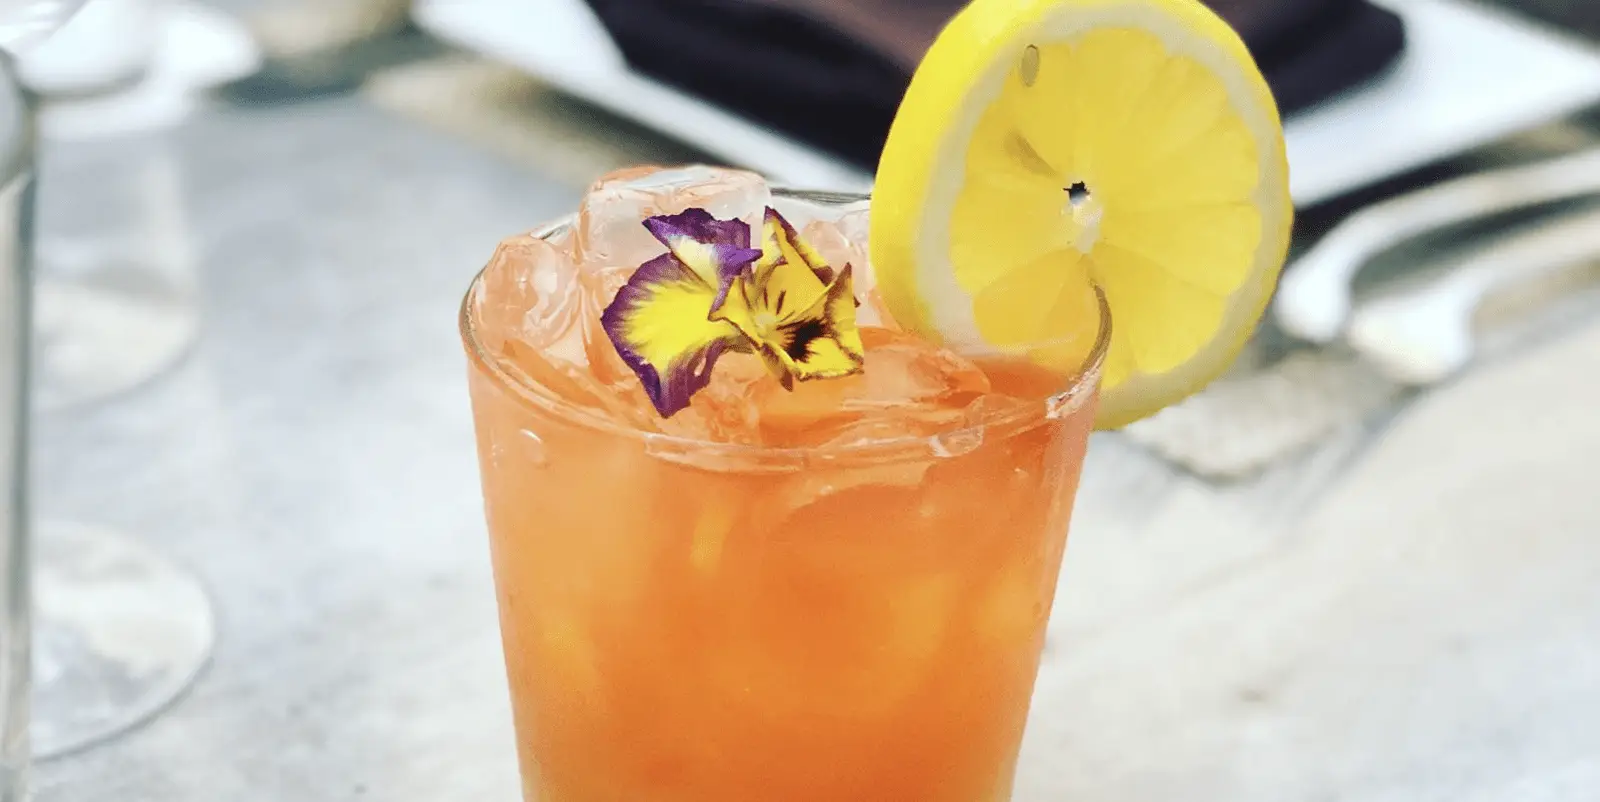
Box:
[600, 253, 743, 417]
[642, 209, 763, 302]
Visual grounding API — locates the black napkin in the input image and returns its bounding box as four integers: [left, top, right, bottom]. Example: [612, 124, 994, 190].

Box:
[580, 0, 1406, 171]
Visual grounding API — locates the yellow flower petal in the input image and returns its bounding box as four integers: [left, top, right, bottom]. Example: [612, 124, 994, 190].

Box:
[751, 207, 831, 323]
[750, 266, 866, 390]
[601, 253, 744, 417]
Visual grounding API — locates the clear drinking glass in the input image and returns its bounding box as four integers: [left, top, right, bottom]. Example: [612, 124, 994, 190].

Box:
[461, 187, 1110, 802]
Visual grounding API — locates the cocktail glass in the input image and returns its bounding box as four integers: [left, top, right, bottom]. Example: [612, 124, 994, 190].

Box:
[461, 173, 1108, 802]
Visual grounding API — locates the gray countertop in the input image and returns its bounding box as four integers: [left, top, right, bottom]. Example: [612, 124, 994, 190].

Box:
[31, 84, 1600, 800]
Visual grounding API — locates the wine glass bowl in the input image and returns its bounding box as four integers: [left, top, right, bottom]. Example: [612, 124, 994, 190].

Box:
[0, 0, 89, 54]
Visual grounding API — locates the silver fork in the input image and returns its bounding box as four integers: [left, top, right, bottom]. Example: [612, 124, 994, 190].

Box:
[1274, 146, 1600, 343]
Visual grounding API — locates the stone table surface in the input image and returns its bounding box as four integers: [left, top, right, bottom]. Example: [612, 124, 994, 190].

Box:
[30, 73, 1600, 802]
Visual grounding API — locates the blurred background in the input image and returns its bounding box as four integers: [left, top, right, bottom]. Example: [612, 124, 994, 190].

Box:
[14, 0, 1600, 800]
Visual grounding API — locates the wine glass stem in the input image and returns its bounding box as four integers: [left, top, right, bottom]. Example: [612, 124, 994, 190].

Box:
[0, 47, 34, 801]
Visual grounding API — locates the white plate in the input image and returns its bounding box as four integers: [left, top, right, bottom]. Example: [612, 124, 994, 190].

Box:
[414, 0, 1600, 205]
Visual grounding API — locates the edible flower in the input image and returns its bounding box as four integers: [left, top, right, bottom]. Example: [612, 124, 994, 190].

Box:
[601, 207, 865, 417]
[711, 208, 864, 390]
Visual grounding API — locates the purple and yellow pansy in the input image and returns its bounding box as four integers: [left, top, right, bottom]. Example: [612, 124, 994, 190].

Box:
[601, 207, 866, 417]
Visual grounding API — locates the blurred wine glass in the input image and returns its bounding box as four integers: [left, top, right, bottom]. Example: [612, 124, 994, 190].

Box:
[31, 126, 199, 412]
[20, 0, 193, 411]
[0, 0, 216, 769]
[0, 0, 86, 55]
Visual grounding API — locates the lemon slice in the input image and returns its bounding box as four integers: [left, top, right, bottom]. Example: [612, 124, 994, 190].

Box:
[871, 0, 1292, 429]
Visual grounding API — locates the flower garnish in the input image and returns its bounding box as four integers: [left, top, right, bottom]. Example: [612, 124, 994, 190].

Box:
[601, 206, 866, 417]
[599, 209, 762, 418]
[711, 208, 865, 390]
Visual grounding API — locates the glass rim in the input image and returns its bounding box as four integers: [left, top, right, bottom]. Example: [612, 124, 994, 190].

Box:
[459, 188, 1113, 468]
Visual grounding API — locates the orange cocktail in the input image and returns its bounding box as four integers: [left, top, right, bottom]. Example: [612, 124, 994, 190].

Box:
[462, 168, 1108, 802]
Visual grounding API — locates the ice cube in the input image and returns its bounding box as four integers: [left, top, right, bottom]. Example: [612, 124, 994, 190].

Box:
[799, 206, 870, 272]
[832, 204, 871, 247]
[571, 165, 774, 390]
[800, 210, 902, 329]
[656, 352, 772, 446]
[475, 233, 581, 353]
[580, 295, 636, 391]
[713, 334, 1004, 525]
[497, 339, 662, 434]
[961, 393, 1039, 431]
[841, 328, 992, 412]
[481, 231, 629, 394]
[655, 329, 993, 450]
[817, 417, 967, 456]
[747, 328, 992, 448]
[474, 232, 666, 431]
[573, 165, 772, 273]
[855, 278, 903, 330]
